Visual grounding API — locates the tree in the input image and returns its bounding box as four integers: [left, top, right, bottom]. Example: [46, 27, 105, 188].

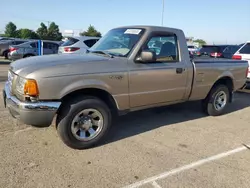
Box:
[193, 39, 206, 46]
[5, 22, 18, 37]
[16, 28, 40, 39]
[80, 25, 102, 37]
[36, 22, 62, 41]
[4, 21, 62, 40]
[47, 22, 62, 41]
[36, 23, 48, 40]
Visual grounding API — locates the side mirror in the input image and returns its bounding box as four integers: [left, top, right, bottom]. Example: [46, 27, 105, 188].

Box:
[136, 50, 156, 63]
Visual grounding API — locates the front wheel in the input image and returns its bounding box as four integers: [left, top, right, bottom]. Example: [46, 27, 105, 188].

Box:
[202, 85, 230, 116]
[56, 96, 112, 149]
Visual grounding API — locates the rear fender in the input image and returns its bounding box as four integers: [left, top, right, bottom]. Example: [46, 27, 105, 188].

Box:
[207, 73, 234, 103]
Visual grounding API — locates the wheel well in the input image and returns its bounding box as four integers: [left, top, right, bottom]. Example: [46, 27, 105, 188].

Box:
[61, 88, 118, 115]
[209, 77, 234, 102]
[2, 50, 9, 56]
[212, 77, 233, 91]
[23, 54, 35, 58]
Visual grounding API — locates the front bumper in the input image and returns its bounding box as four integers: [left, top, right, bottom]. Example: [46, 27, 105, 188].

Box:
[3, 82, 61, 127]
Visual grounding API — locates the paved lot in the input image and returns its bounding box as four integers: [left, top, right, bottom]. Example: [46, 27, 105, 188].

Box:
[0, 58, 10, 82]
[0, 64, 250, 188]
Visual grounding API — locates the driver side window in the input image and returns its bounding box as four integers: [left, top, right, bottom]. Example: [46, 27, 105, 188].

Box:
[146, 34, 179, 62]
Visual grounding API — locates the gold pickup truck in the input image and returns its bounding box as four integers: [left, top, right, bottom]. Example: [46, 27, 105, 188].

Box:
[3, 26, 249, 149]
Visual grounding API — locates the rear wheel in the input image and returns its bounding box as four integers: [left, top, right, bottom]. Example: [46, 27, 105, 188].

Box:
[202, 85, 229, 116]
[3, 51, 8, 59]
[56, 96, 112, 149]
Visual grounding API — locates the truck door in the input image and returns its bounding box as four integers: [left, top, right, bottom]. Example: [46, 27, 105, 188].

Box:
[129, 33, 189, 108]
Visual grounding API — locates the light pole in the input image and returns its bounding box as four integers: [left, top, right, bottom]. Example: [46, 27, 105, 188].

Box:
[161, 0, 165, 26]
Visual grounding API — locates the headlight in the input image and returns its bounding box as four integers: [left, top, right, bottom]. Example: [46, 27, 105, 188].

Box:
[8, 71, 14, 88]
[16, 76, 39, 96]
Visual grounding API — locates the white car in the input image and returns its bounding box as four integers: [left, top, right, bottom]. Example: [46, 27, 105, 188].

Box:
[187, 45, 199, 55]
[58, 36, 100, 54]
[232, 42, 250, 84]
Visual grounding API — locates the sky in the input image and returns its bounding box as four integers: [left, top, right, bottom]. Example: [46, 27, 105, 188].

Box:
[0, 0, 249, 44]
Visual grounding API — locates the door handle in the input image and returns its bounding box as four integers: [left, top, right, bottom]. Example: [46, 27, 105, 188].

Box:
[176, 68, 185, 74]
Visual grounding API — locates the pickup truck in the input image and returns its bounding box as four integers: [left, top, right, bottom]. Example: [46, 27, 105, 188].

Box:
[3, 26, 248, 149]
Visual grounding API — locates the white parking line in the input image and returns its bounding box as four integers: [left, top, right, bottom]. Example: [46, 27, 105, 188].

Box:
[14, 127, 33, 135]
[123, 145, 249, 188]
[151, 181, 162, 188]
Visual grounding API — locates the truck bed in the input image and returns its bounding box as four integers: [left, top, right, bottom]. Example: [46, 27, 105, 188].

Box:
[193, 57, 246, 64]
[189, 57, 248, 101]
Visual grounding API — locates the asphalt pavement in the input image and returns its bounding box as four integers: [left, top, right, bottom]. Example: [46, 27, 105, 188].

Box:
[0, 58, 10, 81]
[0, 62, 250, 188]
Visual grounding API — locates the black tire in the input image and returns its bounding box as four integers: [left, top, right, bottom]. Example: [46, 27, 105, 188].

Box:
[246, 83, 250, 90]
[3, 51, 8, 59]
[56, 96, 112, 149]
[202, 85, 230, 116]
[23, 54, 34, 58]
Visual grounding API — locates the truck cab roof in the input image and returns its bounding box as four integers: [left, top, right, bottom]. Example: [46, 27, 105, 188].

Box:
[114, 25, 183, 33]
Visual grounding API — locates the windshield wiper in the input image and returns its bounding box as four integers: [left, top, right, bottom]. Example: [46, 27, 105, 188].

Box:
[90, 50, 114, 58]
[107, 52, 125, 57]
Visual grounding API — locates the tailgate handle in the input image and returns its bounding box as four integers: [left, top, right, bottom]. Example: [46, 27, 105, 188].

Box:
[176, 68, 185, 74]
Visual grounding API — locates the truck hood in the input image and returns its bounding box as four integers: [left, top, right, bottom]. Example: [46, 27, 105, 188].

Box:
[10, 53, 111, 77]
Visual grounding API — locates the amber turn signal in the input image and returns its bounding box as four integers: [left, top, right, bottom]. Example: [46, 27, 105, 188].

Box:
[24, 79, 39, 96]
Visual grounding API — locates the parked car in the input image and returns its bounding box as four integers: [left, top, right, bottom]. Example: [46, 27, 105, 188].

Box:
[188, 45, 199, 55]
[232, 41, 250, 84]
[221, 45, 241, 59]
[0, 39, 29, 59]
[0, 37, 14, 41]
[58, 36, 100, 54]
[8, 40, 60, 60]
[197, 45, 239, 58]
[3, 26, 248, 149]
[58, 41, 64, 46]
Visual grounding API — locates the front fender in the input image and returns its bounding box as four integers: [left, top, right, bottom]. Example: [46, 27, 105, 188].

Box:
[59, 79, 112, 99]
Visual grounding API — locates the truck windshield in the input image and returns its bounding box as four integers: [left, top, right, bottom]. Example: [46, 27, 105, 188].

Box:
[89, 28, 145, 57]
